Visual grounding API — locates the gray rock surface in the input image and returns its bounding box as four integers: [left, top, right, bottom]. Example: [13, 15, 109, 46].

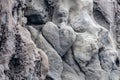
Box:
[28, 26, 63, 80]
[0, 0, 120, 80]
[42, 22, 76, 56]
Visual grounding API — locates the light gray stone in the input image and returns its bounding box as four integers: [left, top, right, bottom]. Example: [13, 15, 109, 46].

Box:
[42, 22, 76, 56]
[1, 0, 120, 80]
[61, 62, 79, 80]
[28, 26, 63, 80]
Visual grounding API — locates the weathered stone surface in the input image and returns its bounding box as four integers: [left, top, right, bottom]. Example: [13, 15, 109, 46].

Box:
[61, 62, 79, 80]
[24, 0, 48, 25]
[28, 26, 63, 80]
[63, 49, 85, 80]
[0, 0, 49, 80]
[42, 22, 76, 56]
[1, 0, 120, 80]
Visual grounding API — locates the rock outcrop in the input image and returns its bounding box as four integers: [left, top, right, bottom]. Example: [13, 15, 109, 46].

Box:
[0, 0, 120, 80]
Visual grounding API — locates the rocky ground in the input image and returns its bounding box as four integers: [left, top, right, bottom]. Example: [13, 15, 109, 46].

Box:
[0, 0, 120, 80]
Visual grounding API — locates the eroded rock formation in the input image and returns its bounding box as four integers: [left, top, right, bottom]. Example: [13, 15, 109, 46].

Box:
[0, 0, 120, 80]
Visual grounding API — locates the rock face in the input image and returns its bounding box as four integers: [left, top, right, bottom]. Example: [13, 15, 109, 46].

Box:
[0, 0, 120, 80]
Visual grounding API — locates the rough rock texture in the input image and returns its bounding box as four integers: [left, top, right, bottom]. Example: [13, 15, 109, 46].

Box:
[0, 0, 120, 80]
